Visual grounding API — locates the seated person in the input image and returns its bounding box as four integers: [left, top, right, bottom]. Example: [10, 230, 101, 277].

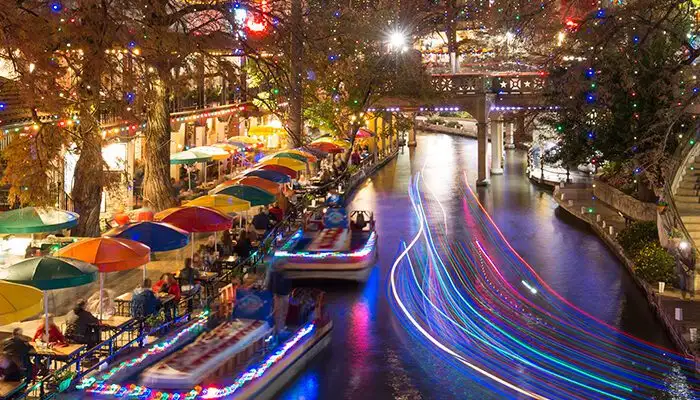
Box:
[1, 329, 32, 377]
[178, 258, 201, 288]
[351, 212, 368, 230]
[153, 274, 180, 320]
[131, 279, 161, 318]
[268, 203, 284, 224]
[0, 354, 21, 382]
[234, 231, 253, 260]
[246, 223, 259, 242]
[64, 300, 100, 348]
[33, 315, 67, 345]
[252, 208, 270, 232]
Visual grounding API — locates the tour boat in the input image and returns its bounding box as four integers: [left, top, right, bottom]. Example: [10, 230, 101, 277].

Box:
[75, 291, 333, 399]
[273, 209, 378, 282]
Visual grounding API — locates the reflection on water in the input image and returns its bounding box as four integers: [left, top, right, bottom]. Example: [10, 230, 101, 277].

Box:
[276, 133, 671, 399]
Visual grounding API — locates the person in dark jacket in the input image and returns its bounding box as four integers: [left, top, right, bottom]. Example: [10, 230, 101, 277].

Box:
[178, 258, 201, 287]
[1, 329, 32, 377]
[64, 301, 100, 348]
[252, 208, 270, 231]
[268, 203, 284, 224]
[131, 279, 161, 318]
[233, 231, 252, 259]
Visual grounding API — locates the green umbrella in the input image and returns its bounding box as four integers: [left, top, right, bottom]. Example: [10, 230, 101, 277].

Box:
[0, 256, 98, 340]
[0, 207, 79, 234]
[211, 184, 275, 207]
[0, 256, 98, 290]
[170, 150, 212, 165]
[269, 152, 309, 164]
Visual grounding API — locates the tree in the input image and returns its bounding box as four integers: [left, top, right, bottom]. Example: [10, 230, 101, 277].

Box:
[544, 0, 699, 189]
[112, 0, 239, 211]
[0, 1, 124, 236]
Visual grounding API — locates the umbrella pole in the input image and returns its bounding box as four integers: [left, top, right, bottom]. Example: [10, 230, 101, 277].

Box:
[99, 272, 104, 321]
[143, 265, 147, 280]
[191, 233, 195, 260]
[188, 166, 192, 191]
[203, 162, 207, 184]
[43, 291, 49, 341]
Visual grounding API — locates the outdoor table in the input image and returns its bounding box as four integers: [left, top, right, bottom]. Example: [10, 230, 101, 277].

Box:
[114, 293, 175, 317]
[0, 381, 25, 399]
[219, 255, 241, 270]
[29, 342, 85, 370]
[99, 315, 135, 345]
[175, 271, 218, 298]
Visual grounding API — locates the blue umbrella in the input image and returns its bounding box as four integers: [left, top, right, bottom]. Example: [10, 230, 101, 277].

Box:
[244, 169, 292, 184]
[104, 221, 190, 252]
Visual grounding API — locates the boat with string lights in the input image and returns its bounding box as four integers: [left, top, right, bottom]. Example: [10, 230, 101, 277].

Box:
[73, 289, 332, 399]
[273, 195, 378, 282]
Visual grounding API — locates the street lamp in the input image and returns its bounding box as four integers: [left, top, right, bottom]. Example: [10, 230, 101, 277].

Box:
[388, 31, 407, 52]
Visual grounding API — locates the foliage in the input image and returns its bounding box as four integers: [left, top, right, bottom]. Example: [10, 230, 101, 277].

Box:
[598, 161, 639, 197]
[632, 242, 677, 285]
[618, 221, 659, 254]
[544, 0, 699, 188]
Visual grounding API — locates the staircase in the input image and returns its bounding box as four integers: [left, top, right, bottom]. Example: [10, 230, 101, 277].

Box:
[673, 155, 700, 245]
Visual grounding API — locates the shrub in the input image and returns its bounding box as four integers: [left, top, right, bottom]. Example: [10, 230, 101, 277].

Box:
[632, 242, 677, 285]
[617, 221, 658, 254]
[445, 121, 461, 129]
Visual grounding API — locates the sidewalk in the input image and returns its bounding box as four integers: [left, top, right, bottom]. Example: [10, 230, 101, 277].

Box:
[553, 184, 700, 360]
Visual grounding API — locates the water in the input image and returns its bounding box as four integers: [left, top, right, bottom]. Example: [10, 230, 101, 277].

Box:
[277, 133, 673, 400]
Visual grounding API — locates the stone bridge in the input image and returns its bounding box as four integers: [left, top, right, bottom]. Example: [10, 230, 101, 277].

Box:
[372, 71, 552, 185]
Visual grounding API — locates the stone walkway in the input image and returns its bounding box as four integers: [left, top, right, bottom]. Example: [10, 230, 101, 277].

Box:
[553, 184, 700, 359]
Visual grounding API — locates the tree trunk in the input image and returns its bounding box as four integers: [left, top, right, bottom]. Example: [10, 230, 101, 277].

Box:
[71, 114, 104, 237]
[288, 0, 304, 147]
[143, 75, 176, 211]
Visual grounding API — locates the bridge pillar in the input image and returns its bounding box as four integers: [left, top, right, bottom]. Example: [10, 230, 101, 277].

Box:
[505, 122, 515, 149]
[408, 113, 417, 147]
[477, 122, 490, 186]
[490, 120, 504, 175]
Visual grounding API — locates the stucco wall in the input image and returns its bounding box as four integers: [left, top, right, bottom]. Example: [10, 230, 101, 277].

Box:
[593, 180, 656, 221]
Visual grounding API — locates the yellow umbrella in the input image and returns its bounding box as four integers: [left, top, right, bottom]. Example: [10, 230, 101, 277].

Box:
[212, 143, 239, 154]
[185, 194, 251, 214]
[190, 146, 230, 161]
[0, 281, 43, 325]
[228, 136, 260, 144]
[248, 126, 286, 136]
[259, 156, 307, 171]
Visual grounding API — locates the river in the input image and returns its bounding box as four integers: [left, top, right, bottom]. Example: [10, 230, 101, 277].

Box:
[277, 132, 674, 400]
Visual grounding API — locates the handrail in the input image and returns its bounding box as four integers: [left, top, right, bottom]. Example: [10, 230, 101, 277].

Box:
[662, 130, 700, 264]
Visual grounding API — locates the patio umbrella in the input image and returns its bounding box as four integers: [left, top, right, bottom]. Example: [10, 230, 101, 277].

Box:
[0, 207, 79, 234]
[258, 164, 298, 179]
[312, 136, 351, 148]
[259, 156, 307, 171]
[356, 128, 375, 138]
[155, 206, 233, 259]
[190, 146, 230, 161]
[104, 221, 190, 252]
[0, 256, 98, 338]
[228, 136, 260, 144]
[185, 194, 251, 215]
[210, 184, 276, 207]
[170, 150, 212, 165]
[308, 141, 344, 154]
[0, 282, 43, 325]
[213, 143, 242, 153]
[248, 126, 286, 137]
[287, 149, 319, 162]
[234, 177, 282, 195]
[55, 237, 151, 320]
[244, 169, 292, 184]
[260, 152, 309, 164]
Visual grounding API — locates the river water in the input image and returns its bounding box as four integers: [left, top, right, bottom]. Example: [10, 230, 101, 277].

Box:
[276, 132, 673, 400]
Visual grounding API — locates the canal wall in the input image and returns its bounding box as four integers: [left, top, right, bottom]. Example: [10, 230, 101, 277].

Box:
[553, 185, 698, 364]
[415, 121, 478, 139]
[593, 180, 657, 221]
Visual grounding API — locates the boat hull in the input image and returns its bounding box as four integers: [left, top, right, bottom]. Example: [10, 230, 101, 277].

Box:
[235, 320, 333, 400]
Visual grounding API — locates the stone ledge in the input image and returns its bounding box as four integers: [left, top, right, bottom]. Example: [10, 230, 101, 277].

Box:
[553, 187, 698, 363]
[593, 179, 656, 221]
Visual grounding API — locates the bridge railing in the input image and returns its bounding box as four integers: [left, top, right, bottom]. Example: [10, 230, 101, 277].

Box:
[430, 73, 546, 96]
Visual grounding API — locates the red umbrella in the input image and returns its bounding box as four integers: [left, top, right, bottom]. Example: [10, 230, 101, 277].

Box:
[154, 206, 232, 233]
[257, 164, 298, 179]
[356, 128, 375, 138]
[155, 206, 233, 259]
[309, 142, 344, 153]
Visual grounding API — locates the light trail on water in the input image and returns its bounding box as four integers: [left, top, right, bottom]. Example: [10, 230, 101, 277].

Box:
[388, 170, 699, 399]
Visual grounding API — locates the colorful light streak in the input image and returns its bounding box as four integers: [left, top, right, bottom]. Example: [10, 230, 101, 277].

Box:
[79, 322, 317, 399]
[388, 169, 699, 399]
